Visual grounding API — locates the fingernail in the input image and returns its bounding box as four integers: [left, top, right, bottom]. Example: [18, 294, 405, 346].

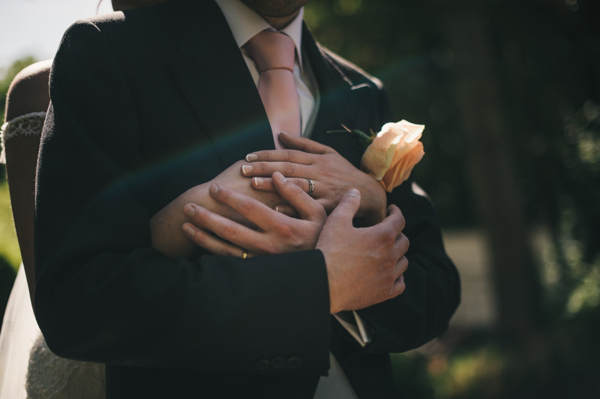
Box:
[183, 204, 196, 217]
[209, 184, 219, 196]
[273, 171, 286, 183]
[182, 224, 195, 237]
[280, 131, 288, 136]
[346, 188, 360, 197]
[241, 164, 253, 175]
[253, 177, 264, 186]
[246, 153, 257, 162]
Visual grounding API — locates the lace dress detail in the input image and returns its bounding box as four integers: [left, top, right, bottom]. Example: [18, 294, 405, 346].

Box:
[26, 336, 105, 399]
[0, 111, 106, 398]
[0, 112, 46, 163]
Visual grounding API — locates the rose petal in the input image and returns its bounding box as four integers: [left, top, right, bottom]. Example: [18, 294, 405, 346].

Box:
[380, 142, 424, 192]
[361, 120, 425, 187]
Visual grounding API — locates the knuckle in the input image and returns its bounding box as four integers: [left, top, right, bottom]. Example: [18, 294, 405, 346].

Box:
[284, 149, 294, 161]
[261, 242, 279, 255]
[218, 187, 231, 202]
[398, 277, 406, 294]
[283, 162, 295, 175]
[379, 231, 395, 250]
[401, 234, 410, 253]
[193, 208, 210, 225]
[221, 223, 238, 241]
[394, 210, 406, 230]
[252, 163, 265, 173]
[387, 284, 397, 299]
[191, 231, 206, 245]
[316, 207, 327, 223]
[239, 199, 255, 214]
[274, 221, 294, 238]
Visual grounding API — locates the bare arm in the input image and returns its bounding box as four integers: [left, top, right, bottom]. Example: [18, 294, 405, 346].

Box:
[149, 160, 288, 258]
[3, 60, 52, 303]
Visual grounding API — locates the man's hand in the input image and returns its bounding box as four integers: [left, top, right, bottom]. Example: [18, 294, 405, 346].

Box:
[241, 133, 387, 224]
[181, 172, 327, 257]
[316, 189, 409, 314]
[149, 160, 285, 258]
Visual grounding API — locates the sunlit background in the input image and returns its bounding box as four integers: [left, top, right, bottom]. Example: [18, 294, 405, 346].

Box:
[1, 0, 600, 398]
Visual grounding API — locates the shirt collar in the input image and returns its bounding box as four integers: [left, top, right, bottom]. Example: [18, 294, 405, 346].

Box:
[215, 0, 305, 68]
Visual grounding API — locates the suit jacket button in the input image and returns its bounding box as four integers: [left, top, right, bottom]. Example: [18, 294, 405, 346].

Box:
[287, 356, 303, 369]
[271, 356, 286, 369]
[256, 359, 270, 371]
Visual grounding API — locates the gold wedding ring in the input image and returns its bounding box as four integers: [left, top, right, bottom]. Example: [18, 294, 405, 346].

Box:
[306, 178, 315, 196]
[242, 251, 249, 259]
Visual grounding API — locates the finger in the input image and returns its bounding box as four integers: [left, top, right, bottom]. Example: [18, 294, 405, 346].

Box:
[391, 274, 406, 297]
[206, 184, 282, 231]
[272, 172, 326, 222]
[245, 148, 313, 164]
[183, 202, 268, 252]
[327, 188, 361, 227]
[252, 176, 318, 197]
[395, 256, 409, 277]
[241, 161, 310, 178]
[277, 132, 334, 154]
[394, 233, 410, 257]
[381, 205, 406, 235]
[182, 222, 248, 257]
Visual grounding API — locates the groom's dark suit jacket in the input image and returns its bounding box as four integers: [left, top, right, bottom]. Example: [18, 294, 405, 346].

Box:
[34, 0, 460, 397]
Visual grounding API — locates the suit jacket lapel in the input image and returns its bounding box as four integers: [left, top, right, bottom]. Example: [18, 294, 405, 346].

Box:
[302, 24, 368, 169]
[168, 0, 274, 169]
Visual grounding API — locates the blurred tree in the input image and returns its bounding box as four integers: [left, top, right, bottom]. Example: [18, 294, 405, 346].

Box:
[436, 0, 544, 341]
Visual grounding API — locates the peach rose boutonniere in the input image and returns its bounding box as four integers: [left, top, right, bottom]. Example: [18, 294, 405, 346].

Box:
[332, 120, 425, 193]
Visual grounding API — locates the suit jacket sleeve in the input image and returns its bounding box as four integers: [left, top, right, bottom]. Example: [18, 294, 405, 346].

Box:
[350, 85, 461, 354]
[34, 20, 331, 375]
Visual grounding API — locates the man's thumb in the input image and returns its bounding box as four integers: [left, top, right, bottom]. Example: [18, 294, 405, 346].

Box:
[330, 188, 361, 222]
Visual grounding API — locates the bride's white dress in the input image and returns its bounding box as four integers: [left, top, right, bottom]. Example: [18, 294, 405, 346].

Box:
[0, 113, 105, 399]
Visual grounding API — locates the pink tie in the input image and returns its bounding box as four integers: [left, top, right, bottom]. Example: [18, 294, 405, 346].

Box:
[244, 31, 301, 149]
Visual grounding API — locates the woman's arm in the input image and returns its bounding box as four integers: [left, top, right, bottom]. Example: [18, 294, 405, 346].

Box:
[3, 60, 52, 303]
[149, 159, 287, 258]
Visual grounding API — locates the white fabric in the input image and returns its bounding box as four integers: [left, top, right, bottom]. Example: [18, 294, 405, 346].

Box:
[0, 267, 38, 399]
[0, 267, 106, 399]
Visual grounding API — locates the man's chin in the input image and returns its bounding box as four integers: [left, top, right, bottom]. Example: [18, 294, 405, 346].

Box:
[240, 0, 308, 19]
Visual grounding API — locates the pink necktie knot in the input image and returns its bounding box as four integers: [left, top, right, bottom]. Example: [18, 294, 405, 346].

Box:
[244, 31, 296, 73]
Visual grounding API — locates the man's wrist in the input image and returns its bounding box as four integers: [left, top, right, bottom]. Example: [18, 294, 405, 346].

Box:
[357, 173, 387, 225]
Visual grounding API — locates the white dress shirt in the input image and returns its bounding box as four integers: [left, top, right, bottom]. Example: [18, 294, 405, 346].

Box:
[214, 0, 371, 396]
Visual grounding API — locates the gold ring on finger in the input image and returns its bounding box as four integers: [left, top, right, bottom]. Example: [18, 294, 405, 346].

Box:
[306, 178, 315, 196]
[242, 251, 249, 259]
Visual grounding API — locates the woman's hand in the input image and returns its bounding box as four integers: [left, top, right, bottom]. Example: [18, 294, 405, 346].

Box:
[181, 172, 327, 257]
[241, 132, 387, 225]
[149, 160, 286, 258]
